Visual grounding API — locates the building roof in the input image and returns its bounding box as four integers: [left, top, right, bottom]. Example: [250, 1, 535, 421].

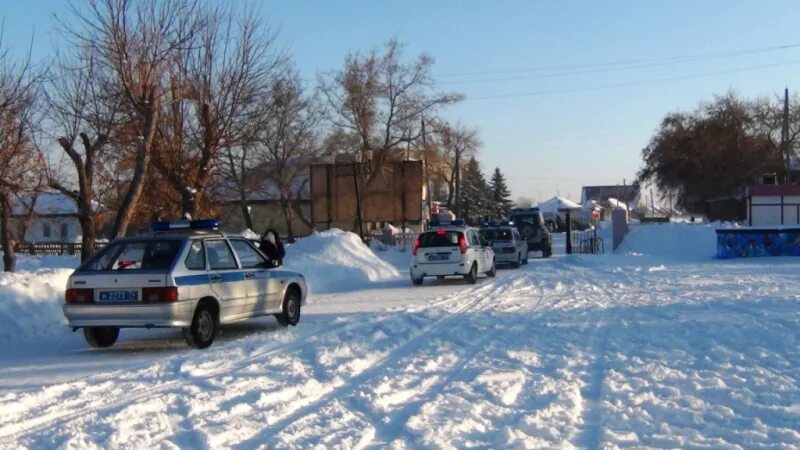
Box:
[581, 184, 640, 204]
[11, 191, 78, 216]
[538, 196, 582, 213]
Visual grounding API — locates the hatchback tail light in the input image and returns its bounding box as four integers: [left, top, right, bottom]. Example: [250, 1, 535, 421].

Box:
[459, 235, 468, 254]
[412, 238, 421, 256]
[142, 287, 179, 303]
[65, 288, 94, 304]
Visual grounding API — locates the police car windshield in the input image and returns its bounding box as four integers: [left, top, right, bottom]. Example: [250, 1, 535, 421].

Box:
[79, 239, 182, 272]
[419, 230, 462, 247]
[481, 229, 512, 241]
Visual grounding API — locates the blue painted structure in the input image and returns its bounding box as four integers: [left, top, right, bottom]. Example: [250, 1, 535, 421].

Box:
[716, 227, 800, 259]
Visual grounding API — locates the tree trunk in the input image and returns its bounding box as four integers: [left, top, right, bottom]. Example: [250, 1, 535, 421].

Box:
[280, 195, 295, 242]
[78, 212, 95, 262]
[111, 101, 158, 238]
[0, 193, 15, 272]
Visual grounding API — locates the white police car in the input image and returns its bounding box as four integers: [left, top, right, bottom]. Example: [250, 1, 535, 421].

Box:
[62, 220, 308, 349]
[410, 219, 496, 285]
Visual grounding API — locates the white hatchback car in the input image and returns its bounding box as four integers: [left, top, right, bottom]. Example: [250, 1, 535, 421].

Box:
[410, 220, 496, 285]
[62, 220, 307, 349]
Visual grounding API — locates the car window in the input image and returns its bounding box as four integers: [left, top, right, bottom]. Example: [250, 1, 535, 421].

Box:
[419, 230, 462, 247]
[205, 240, 238, 270]
[511, 213, 540, 227]
[185, 240, 206, 270]
[229, 239, 267, 269]
[78, 240, 181, 271]
[468, 230, 480, 246]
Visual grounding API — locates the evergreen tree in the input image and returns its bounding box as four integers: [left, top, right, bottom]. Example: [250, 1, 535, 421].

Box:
[460, 157, 492, 225]
[489, 167, 513, 218]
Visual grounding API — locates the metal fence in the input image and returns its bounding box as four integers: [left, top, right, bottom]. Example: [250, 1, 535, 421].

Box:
[569, 230, 605, 254]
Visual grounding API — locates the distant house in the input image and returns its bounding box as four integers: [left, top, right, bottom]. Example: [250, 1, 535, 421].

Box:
[580, 184, 641, 219]
[580, 184, 641, 208]
[746, 184, 800, 226]
[11, 191, 82, 243]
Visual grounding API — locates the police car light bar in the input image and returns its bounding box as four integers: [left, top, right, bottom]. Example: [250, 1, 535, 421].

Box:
[429, 219, 466, 228]
[150, 219, 220, 232]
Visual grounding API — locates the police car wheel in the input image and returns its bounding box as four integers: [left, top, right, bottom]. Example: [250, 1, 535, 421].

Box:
[276, 288, 301, 326]
[412, 276, 424, 285]
[184, 304, 218, 349]
[464, 263, 478, 284]
[83, 326, 119, 348]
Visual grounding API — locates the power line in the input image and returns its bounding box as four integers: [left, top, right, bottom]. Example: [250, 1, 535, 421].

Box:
[440, 48, 800, 85]
[436, 42, 800, 79]
[467, 59, 800, 101]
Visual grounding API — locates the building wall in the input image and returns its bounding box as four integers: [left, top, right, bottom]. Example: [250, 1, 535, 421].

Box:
[749, 195, 800, 226]
[10, 216, 82, 243]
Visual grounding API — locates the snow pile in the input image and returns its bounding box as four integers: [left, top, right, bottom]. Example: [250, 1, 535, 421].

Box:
[0, 269, 72, 344]
[284, 229, 401, 293]
[238, 228, 261, 240]
[615, 222, 718, 260]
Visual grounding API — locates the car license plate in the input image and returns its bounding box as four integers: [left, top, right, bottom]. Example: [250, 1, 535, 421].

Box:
[428, 253, 449, 261]
[98, 290, 139, 302]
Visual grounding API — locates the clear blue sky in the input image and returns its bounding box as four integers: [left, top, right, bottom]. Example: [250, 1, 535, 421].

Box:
[5, 0, 800, 202]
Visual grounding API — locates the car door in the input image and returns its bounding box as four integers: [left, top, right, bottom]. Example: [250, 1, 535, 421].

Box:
[205, 239, 247, 320]
[479, 233, 494, 268]
[467, 230, 485, 272]
[229, 239, 279, 315]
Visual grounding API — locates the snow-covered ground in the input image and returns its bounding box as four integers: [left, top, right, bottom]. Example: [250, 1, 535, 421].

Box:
[1, 225, 799, 448]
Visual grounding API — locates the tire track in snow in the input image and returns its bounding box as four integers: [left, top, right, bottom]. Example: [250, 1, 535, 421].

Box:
[231, 276, 521, 449]
[0, 278, 504, 445]
[567, 261, 636, 449]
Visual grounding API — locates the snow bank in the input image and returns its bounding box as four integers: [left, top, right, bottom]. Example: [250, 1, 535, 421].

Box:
[0, 254, 79, 272]
[616, 222, 719, 260]
[284, 229, 401, 294]
[0, 269, 72, 344]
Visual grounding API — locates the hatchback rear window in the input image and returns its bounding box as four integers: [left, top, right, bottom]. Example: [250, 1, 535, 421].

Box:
[79, 240, 182, 272]
[419, 231, 462, 247]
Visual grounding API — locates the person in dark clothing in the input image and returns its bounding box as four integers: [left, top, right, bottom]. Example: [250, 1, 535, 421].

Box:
[259, 228, 285, 267]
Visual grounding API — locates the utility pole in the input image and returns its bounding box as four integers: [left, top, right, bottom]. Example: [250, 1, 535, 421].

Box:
[781, 87, 790, 183]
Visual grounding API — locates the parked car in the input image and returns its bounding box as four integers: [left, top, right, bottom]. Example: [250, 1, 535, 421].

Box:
[62, 219, 308, 349]
[480, 225, 528, 267]
[410, 219, 496, 285]
[508, 207, 553, 257]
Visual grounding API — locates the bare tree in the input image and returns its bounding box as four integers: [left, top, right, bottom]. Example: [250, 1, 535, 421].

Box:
[153, 5, 283, 219]
[750, 93, 800, 182]
[256, 73, 323, 240]
[318, 39, 463, 205]
[63, 0, 203, 237]
[0, 34, 42, 271]
[434, 122, 480, 214]
[44, 53, 121, 260]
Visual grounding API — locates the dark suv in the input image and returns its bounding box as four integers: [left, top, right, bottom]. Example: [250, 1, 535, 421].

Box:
[508, 207, 552, 257]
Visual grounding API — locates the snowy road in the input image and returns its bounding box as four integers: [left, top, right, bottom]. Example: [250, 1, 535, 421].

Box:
[2, 247, 800, 448]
